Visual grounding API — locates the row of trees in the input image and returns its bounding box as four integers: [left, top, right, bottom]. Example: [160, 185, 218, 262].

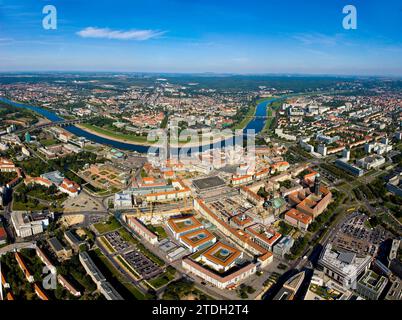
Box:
[0, 171, 17, 185]
[162, 279, 210, 300]
[18, 151, 100, 178]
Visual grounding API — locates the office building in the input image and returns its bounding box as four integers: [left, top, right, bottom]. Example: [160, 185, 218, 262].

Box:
[179, 228, 216, 253]
[126, 216, 159, 245]
[356, 270, 388, 300]
[79, 252, 123, 300]
[335, 159, 364, 177]
[285, 208, 312, 231]
[318, 244, 372, 289]
[198, 242, 242, 272]
[273, 236, 294, 257]
[167, 216, 204, 240]
[11, 211, 47, 238]
[385, 277, 402, 301]
[357, 155, 385, 170]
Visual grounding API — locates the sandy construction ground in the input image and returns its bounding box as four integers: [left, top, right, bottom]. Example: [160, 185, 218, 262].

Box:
[60, 214, 84, 227]
[62, 191, 103, 213]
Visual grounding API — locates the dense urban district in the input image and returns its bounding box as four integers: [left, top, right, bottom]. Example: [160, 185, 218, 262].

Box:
[0, 73, 401, 301]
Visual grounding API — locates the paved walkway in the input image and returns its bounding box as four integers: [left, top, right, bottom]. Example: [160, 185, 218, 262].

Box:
[0, 242, 36, 256]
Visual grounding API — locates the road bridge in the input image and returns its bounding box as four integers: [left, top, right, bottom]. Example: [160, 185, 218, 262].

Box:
[15, 118, 94, 134]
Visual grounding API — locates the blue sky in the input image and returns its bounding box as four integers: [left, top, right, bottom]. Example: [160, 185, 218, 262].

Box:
[0, 0, 401, 75]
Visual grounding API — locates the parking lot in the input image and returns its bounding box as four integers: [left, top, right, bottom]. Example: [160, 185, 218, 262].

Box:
[332, 213, 393, 255]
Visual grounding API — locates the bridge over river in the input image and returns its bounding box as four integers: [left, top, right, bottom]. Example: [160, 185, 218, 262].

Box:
[15, 118, 93, 134]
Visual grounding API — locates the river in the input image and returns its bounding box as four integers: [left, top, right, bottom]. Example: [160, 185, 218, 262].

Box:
[0, 96, 279, 153]
[245, 97, 277, 133]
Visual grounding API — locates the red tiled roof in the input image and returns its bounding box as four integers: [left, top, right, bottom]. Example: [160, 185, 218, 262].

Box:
[180, 229, 215, 249]
[167, 216, 203, 234]
[0, 227, 7, 239]
[285, 208, 313, 225]
[246, 224, 282, 246]
[201, 242, 241, 268]
[183, 258, 256, 285]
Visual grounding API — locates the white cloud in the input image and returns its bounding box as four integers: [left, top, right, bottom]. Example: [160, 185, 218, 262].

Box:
[76, 27, 166, 40]
[293, 33, 342, 47]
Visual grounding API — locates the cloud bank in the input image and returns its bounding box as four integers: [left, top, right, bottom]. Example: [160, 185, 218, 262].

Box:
[77, 27, 166, 40]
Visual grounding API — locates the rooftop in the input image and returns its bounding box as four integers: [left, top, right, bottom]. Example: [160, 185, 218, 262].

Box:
[201, 241, 241, 268]
[358, 270, 388, 292]
[41, 170, 64, 186]
[285, 208, 313, 225]
[167, 215, 203, 234]
[264, 197, 286, 209]
[180, 228, 216, 249]
[245, 223, 282, 246]
[65, 230, 84, 245]
[192, 175, 226, 191]
[48, 237, 65, 252]
[319, 244, 372, 277]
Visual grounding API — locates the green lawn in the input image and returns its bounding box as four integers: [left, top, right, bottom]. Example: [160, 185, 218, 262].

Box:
[80, 123, 149, 143]
[261, 109, 274, 133]
[80, 123, 198, 145]
[83, 145, 99, 152]
[231, 104, 257, 130]
[148, 272, 175, 289]
[12, 200, 47, 211]
[92, 249, 149, 300]
[147, 225, 167, 239]
[364, 219, 374, 229]
[93, 217, 121, 234]
[26, 188, 68, 203]
[118, 228, 139, 245]
[148, 266, 176, 289]
[99, 236, 116, 253]
[40, 139, 58, 146]
[278, 221, 294, 235]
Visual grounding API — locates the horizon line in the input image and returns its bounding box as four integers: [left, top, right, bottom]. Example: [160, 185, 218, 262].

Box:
[0, 70, 401, 79]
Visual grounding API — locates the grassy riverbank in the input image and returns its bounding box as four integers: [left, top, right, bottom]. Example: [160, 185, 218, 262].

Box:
[261, 99, 284, 134]
[231, 104, 257, 130]
[78, 123, 149, 144]
[231, 97, 276, 130]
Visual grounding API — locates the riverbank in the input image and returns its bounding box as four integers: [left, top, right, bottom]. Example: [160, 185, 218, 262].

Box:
[1, 95, 283, 151]
[231, 97, 277, 131]
[261, 99, 284, 134]
[231, 104, 257, 130]
[77, 123, 150, 145]
[77, 123, 235, 148]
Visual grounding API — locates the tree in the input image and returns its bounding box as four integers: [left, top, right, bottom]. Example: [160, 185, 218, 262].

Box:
[257, 187, 269, 199]
[55, 284, 64, 300]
